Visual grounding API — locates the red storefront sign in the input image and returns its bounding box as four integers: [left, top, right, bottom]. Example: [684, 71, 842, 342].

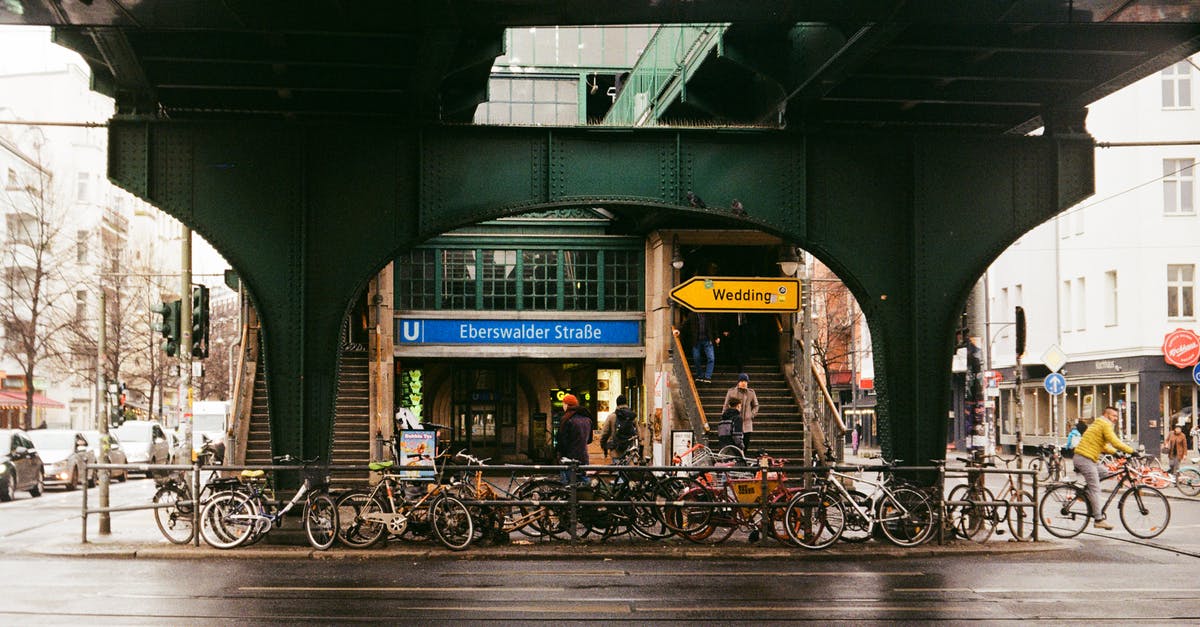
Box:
[1162, 328, 1200, 368]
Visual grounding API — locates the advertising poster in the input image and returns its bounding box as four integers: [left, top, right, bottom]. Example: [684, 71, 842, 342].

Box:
[398, 429, 437, 480]
[671, 430, 694, 465]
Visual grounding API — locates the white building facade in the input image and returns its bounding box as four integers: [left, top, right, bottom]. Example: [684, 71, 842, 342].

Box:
[987, 55, 1200, 452]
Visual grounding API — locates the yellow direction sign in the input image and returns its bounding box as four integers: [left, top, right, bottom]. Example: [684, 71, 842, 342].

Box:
[670, 276, 801, 313]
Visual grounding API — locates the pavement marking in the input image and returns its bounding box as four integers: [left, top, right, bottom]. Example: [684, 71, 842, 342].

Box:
[896, 587, 1200, 594]
[442, 570, 926, 577]
[239, 586, 565, 593]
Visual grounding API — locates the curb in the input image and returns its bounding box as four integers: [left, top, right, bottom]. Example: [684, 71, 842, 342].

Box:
[15, 538, 1076, 561]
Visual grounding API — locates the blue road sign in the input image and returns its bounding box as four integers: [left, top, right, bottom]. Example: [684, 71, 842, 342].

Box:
[1193, 363, 1200, 386]
[1044, 373, 1066, 395]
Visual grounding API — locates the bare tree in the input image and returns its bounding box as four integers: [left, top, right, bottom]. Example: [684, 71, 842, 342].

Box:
[809, 263, 864, 393]
[0, 145, 75, 430]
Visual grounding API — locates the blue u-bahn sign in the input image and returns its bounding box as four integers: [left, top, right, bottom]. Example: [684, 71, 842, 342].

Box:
[396, 318, 641, 345]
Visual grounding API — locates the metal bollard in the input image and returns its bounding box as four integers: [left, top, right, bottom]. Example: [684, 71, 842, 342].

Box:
[81, 460, 89, 544]
[192, 461, 203, 547]
[568, 462, 579, 543]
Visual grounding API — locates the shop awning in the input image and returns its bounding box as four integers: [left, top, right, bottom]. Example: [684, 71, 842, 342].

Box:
[0, 390, 65, 410]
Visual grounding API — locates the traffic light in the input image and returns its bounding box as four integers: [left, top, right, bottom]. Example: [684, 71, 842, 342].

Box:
[152, 299, 181, 356]
[191, 284, 210, 359]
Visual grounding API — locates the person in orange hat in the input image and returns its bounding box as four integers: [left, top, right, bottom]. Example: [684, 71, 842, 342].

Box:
[555, 394, 593, 471]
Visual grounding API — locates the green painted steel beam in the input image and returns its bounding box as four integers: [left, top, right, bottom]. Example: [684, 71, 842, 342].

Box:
[107, 120, 1092, 466]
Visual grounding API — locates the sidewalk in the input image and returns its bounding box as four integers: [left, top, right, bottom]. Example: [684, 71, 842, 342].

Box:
[0, 481, 1073, 562]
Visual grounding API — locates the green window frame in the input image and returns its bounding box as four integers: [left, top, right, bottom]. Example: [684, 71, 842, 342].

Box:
[396, 245, 643, 312]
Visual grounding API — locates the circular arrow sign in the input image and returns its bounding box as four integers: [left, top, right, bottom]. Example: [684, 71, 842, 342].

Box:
[1162, 328, 1200, 368]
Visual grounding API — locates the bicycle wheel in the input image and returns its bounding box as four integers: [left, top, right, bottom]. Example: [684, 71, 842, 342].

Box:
[878, 487, 934, 547]
[430, 495, 475, 550]
[952, 485, 998, 543]
[336, 491, 387, 548]
[1176, 468, 1200, 497]
[1004, 489, 1036, 542]
[1118, 485, 1170, 539]
[153, 485, 194, 544]
[836, 489, 873, 543]
[1030, 458, 1049, 484]
[662, 486, 713, 535]
[514, 478, 566, 538]
[628, 482, 675, 540]
[304, 493, 338, 550]
[200, 492, 256, 549]
[1039, 483, 1089, 539]
[783, 489, 844, 549]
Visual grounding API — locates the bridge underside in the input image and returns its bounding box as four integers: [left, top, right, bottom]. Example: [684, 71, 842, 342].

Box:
[107, 122, 1093, 465]
[9, 0, 1198, 463]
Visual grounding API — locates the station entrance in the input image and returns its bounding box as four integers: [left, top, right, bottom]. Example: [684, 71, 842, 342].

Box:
[396, 359, 642, 463]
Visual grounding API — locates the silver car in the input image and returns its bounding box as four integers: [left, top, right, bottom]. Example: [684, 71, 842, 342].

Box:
[79, 430, 129, 482]
[27, 430, 97, 490]
[112, 421, 171, 476]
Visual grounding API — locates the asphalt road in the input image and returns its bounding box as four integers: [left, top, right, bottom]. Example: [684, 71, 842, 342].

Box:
[2, 471, 1200, 623]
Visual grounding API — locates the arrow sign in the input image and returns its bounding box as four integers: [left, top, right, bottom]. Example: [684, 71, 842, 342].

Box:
[670, 276, 801, 313]
[1044, 372, 1066, 396]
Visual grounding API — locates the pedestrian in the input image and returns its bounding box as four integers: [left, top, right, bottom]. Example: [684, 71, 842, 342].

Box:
[554, 394, 593, 482]
[1072, 406, 1134, 530]
[1165, 424, 1188, 474]
[852, 423, 861, 456]
[600, 394, 637, 462]
[1062, 420, 1087, 458]
[724, 373, 759, 452]
[687, 311, 720, 383]
[726, 312, 756, 373]
[718, 397, 744, 451]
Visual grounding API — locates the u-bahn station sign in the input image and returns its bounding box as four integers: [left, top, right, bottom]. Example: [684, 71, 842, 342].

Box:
[397, 318, 641, 345]
[670, 277, 801, 313]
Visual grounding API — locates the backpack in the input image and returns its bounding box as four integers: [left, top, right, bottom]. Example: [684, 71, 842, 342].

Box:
[614, 407, 638, 449]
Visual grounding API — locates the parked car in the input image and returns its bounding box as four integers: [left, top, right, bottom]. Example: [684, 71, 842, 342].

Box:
[79, 430, 129, 482]
[164, 429, 191, 465]
[0, 429, 44, 501]
[113, 421, 171, 475]
[27, 430, 97, 490]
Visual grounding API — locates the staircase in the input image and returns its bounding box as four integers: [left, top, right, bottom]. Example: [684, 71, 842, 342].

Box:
[329, 350, 372, 488]
[243, 355, 272, 467]
[699, 358, 806, 460]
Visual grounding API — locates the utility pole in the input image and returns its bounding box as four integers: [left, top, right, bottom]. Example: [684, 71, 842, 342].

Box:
[181, 228, 193, 455]
[96, 288, 110, 535]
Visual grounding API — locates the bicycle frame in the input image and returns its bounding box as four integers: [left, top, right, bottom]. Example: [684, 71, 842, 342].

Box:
[822, 468, 915, 525]
[236, 477, 316, 534]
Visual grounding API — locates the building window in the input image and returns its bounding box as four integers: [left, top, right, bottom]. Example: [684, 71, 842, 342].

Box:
[1168, 264, 1195, 319]
[1074, 277, 1086, 331]
[1104, 270, 1118, 326]
[75, 289, 87, 321]
[1000, 287, 1009, 339]
[76, 230, 88, 264]
[76, 172, 90, 203]
[1060, 280, 1072, 333]
[1163, 158, 1195, 215]
[395, 244, 643, 312]
[5, 168, 17, 190]
[1162, 60, 1193, 109]
[1014, 284, 1023, 311]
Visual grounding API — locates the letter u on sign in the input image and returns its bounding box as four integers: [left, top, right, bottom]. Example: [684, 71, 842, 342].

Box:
[401, 320, 423, 342]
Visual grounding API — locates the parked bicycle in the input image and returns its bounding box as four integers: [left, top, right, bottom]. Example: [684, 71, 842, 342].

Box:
[199, 456, 338, 550]
[783, 463, 935, 549]
[1029, 444, 1064, 484]
[946, 455, 1035, 543]
[151, 467, 244, 544]
[335, 453, 474, 550]
[1041, 452, 1171, 539]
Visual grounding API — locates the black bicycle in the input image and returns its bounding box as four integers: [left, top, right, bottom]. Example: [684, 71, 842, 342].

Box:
[1040, 453, 1170, 539]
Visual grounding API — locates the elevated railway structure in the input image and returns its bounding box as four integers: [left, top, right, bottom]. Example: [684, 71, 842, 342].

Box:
[5, 0, 1199, 467]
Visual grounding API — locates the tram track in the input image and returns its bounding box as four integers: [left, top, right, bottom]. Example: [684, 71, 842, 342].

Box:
[1079, 528, 1200, 558]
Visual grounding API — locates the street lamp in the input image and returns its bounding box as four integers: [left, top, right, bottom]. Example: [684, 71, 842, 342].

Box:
[671, 235, 684, 270]
[777, 245, 800, 277]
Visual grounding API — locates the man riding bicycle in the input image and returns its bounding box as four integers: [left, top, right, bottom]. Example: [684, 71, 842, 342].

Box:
[1073, 406, 1134, 530]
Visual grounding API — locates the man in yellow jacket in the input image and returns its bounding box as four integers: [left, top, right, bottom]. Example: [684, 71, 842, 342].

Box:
[1073, 406, 1135, 530]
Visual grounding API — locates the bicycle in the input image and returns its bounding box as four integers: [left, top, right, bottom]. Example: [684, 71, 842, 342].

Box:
[1029, 444, 1064, 484]
[783, 464, 935, 549]
[335, 454, 474, 550]
[150, 448, 241, 545]
[446, 452, 570, 543]
[946, 455, 1035, 543]
[665, 454, 805, 545]
[199, 456, 338, 550]
[1040, 453, 1171, 539]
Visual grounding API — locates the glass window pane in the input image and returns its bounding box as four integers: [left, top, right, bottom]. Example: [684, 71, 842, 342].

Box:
[511, 104, 534, 124]
[534, 79, 555, 102]
[558, 28, 580, 66]
[534, 28, 557, 65]
[1163, 79, 1175, 107]
[533, 105, 557, 126]
[509, 30, 533, 64]
[511, 79, 533, 101]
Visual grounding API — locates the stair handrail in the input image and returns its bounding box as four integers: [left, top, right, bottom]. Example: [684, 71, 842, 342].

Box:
[670, 325, 708, 438]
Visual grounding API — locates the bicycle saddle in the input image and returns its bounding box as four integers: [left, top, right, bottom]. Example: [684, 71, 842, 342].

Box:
[369, 460, 395, 471]
[240, 469, 265, 479]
